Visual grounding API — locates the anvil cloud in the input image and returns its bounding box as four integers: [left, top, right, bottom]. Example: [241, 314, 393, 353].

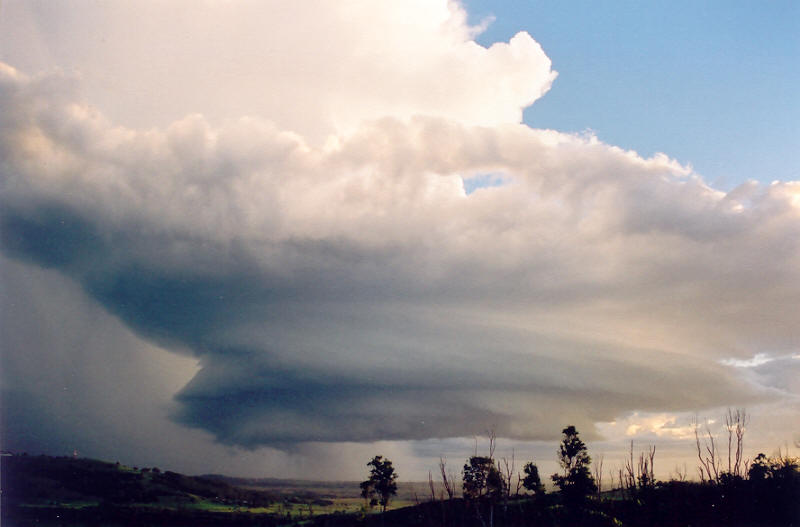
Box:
[1, 1, 799, 467]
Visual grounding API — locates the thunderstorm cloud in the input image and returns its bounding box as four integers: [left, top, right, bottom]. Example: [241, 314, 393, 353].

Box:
[1, 1, 798, 468]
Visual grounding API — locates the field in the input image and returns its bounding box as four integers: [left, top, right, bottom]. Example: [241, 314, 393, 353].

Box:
[1, 453, 422, 525]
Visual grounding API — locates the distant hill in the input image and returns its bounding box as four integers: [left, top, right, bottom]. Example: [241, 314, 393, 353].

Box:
[0, 453, 417, 526]
[1, 453, 275, 507]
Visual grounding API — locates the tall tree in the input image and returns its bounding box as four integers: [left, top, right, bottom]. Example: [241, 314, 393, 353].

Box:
[360, 455, 398, 513]
[522, 462, 545, 495]
[551, 426, 596, 506]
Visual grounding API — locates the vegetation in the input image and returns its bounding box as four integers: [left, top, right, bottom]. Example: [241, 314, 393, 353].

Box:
[462, 455, 504, 500]
[360, 455, 399, 513]
[521, 462, 544, 495]
[551, 425, 596, 508]
[3, 412, 798, 526]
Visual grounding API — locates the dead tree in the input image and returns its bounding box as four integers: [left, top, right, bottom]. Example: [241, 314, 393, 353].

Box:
[725, 408, 748, 478]
[694, 410, 748, 483]
[694, 416, 720, 483]
[439, 457, 455, 500]
[593, 454, 604, 496]
[620, 442, 656, 497]
[624, 441, 636, 492]
[672, 463, 687, 482]
[637, 446, 655, 488]
[500, 451, 516, 502]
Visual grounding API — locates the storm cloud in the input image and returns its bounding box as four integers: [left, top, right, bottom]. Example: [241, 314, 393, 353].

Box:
[1, 1, 799, 462]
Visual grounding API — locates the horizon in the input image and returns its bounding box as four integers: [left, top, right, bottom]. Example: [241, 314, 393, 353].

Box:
[1, 0, 798, 482]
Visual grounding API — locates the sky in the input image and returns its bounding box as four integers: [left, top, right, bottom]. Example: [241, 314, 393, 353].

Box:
[463, 0, 800, 190]
[1, 1, 799, 482]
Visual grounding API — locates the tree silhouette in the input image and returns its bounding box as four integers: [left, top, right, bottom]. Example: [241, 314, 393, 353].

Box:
[551, 425, 596, 507]
[521, 462, 545, 495]
[748, 453, 770, 481]
[462, 456, 504, 500]
[360, 455, 398, 513]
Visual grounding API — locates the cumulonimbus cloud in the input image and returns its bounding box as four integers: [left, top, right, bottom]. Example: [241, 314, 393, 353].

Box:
[1, 0, 799, 450]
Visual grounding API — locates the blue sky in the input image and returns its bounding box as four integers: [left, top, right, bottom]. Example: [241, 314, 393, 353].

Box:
[466, 0, 799, 190]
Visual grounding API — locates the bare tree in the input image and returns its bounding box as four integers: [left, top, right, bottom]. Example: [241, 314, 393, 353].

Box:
[487, 429, 496, 460]
[428, 470, 438, 502]
[593, 454, 604, 496]
[619, 442, 656, 496]
[439, 457, 455, 500]
[637, 445, 656, 488]
[498, 451, 515, 519]
[672, 463, 687, 482]
[725, 408, 748, 478]
[694, 410, 748, 483]
[623, 441, 636, 492]
[694, 416, 720, 483]
[500, 450, 516, 502]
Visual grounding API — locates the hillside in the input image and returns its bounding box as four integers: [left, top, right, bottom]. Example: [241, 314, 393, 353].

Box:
[1, 453, 274, 508]
[0, 453, 406, 526]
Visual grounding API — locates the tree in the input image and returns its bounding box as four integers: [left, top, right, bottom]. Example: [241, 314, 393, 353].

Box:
[360, 455, 398, 513]
[522, 462, 545, 495]
[485, 461, 505, 499]
[462, 456, 491, 499]
[551, 426, 596, 506]
[748, 453, 770, 481]
[462, 456, 504, 500]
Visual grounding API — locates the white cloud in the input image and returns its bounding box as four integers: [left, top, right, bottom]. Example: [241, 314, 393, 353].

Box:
[721, 353, 775, 368]
[0, 0, 555, 142]
[596, 413, 696, 441]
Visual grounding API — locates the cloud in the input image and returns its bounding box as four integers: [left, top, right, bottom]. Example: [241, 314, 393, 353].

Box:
[1, 1, 799, 461]
[596, 412, 697, 441]
[721, 353, 775, 369]
[0, 0, 555, 141]
[2, 60, 798, 452]
[0, 254, 417, 479]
